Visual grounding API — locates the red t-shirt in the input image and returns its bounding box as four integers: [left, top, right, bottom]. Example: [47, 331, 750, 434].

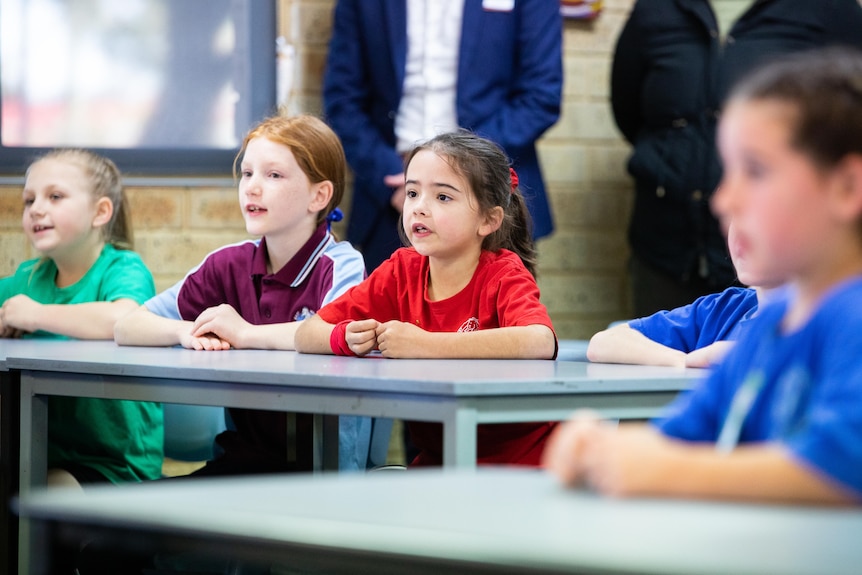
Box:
[318, 247, 557, 467]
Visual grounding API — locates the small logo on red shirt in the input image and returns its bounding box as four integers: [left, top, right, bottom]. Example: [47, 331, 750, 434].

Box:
[458, 317, 480, 332]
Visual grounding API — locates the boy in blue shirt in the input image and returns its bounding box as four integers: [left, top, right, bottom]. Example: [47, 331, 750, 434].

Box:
[544, 48, 862, 504]
[587, 222, 781, 368]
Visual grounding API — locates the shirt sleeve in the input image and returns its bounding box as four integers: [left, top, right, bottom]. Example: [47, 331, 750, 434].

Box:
[629, 302, 701, 353]
[98, 251, 156, 304]
[144, 280, 183, 320]
[493, 260, 555, 331]
[0, 273, 17, 303]
[317, 256, 399, 324]
[784, 306, 862, 496]
[631, 289, 758, 353]
[653, 368, 727, 443]
[320, 241, 368, 306]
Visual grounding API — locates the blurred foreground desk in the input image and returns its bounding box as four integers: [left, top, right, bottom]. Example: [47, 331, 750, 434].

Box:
[10, 340, 702, 573]
[16, 468, 862, 575]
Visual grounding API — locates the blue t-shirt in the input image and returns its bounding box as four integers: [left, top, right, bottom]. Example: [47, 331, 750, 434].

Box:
[655, 279, 862, 497]
[629, 287, 758, 353]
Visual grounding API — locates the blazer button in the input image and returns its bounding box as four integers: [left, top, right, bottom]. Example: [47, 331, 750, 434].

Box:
[388, 110, 396, 119]
[656, 186, 666, 198]
[692, 189, 703, 201]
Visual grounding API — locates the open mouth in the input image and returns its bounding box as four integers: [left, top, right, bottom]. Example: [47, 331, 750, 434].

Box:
[32, 225, 52, 233]
[413, 223, 430, 234]
[247, 206, 267, 214]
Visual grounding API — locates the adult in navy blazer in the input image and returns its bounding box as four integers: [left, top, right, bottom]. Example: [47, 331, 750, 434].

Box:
[323, 0, 563, 271]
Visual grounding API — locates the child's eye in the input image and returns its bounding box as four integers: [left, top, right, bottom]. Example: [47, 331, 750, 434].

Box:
[406, 189, 417, 198]
[241, 169, 252, 178]
[743, 159, 767, 180]
[437, 193, 451, 202]
[23, 198, 34, 207]
[269, 172, 283, 179]
[50, 193, 63, 201]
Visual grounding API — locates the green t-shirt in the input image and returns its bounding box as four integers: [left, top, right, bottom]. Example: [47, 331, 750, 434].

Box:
[0, 244, 164, 483]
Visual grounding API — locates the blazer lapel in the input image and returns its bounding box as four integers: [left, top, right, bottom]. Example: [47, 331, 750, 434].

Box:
[675, 0, 715, 31]
[458, 0, 483, 79]
[384, 0, 408, 86]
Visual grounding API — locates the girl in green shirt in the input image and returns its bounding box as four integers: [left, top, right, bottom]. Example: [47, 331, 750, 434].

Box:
[0, 149, 162, 487]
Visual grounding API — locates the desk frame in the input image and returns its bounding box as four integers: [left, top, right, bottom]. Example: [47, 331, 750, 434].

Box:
[17, 369, 681, 575]
[12, 346, 697, 575]
[1, 370, 19, 575]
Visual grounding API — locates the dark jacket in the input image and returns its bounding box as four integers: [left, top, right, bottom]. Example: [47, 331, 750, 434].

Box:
[612, 0, 862, 285]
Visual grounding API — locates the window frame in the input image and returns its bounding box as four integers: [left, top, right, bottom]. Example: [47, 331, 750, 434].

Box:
[0, 0, 277, 177]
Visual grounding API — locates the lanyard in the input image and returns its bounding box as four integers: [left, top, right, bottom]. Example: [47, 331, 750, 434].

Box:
[715, 369, 766, 453]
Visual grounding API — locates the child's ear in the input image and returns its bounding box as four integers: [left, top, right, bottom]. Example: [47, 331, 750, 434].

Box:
[832, 154, 862, 223]
[91, 197, 114, 229]
[479, 206, 504, 238]
[309, 181, 334, 214]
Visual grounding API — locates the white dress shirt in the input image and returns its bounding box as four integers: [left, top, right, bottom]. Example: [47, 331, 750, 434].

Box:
[395, 0, 466, 154]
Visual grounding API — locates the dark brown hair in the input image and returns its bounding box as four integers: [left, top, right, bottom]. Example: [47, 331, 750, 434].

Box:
[728, 46, 862, 169]
[403, 130, 538, 277]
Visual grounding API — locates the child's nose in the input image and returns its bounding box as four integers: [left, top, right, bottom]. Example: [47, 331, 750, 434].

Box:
[711, 178, 738, 220]
[412, 195, 428, 215]
[28, 198, 46, 215]
[244, 176, 262, 195]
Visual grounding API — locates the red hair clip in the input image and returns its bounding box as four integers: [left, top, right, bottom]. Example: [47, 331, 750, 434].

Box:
[509, 167, 519, 194]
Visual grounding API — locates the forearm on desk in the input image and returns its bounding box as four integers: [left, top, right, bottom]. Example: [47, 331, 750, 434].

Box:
[655, 443, 858, 506]
[114, 305, 192, 347]
[294, 314, 336, 354]
[232, 322, 300, 351]
[587, 324, 685, 367]
[33, 299, 140, 340]
[411, 325, 556, 360]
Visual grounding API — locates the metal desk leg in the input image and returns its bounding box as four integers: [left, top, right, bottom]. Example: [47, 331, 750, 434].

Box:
[1, 370, 21, 575]
[312, 414, 340, 472]
[18, 372, 49, 575]
[442, 407, 478, 468]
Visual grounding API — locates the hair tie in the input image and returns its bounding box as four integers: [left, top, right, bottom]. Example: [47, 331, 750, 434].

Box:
[509, 167, 519, 194]
[326, 207, 343, 230]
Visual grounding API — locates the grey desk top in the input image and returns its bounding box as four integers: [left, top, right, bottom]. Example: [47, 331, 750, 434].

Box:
[15, 468, 862, 575]
[5, 340, 702, 397]
[0, 338, 39, 370]
[556, 339, 589, 362]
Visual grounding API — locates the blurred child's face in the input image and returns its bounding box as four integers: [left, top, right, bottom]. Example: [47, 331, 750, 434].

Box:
[238, 136, 322, 243]
[726, 220, 784, 290]
[713, 99, 841, 287]
[22, 159, 101, 258]
[403, 150, 494, 263]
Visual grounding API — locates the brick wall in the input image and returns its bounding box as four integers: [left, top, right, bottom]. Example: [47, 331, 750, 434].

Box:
[0, 0, 638, 339]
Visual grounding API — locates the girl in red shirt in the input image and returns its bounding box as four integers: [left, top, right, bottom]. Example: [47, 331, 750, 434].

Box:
[296, 130, 557, 466]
